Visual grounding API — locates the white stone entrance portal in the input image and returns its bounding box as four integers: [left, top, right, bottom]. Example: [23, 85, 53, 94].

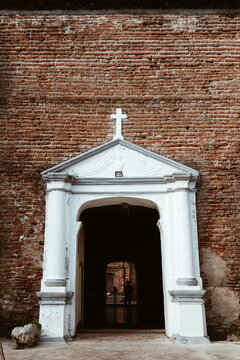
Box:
[37, 113, 209, 344]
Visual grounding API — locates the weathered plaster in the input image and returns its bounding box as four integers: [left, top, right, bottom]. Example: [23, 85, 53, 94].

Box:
[210, 287, 240, 324]
[201, 248, 227, 287]
[200, 248, 240, 325]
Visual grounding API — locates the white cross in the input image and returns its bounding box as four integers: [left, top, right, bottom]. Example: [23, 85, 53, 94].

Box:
[111, 108, 128, 140]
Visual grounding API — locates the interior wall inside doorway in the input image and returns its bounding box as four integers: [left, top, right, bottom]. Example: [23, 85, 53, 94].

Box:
[106, 261, 137, 304]
[80, 203, 165, 329]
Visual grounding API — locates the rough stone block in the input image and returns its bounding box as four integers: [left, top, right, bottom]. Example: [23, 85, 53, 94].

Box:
[11, 324, 40, 348]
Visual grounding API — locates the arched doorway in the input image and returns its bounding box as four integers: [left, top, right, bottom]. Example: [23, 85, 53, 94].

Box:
[37, 137, 209, 343]
[80, 204, 164, 329]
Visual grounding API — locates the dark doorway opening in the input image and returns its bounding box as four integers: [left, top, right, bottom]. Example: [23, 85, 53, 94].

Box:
[80, 204, 165, 329]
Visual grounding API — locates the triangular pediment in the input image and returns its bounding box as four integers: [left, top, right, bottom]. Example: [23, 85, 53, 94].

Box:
[42, 139, 198, 179]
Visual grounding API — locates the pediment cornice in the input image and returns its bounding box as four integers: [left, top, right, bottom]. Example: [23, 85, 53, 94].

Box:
[42, 138, 199, 180]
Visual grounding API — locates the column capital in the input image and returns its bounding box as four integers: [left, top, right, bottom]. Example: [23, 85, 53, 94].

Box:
[164, 173, 197, 192]
[43, 173, 74, 192]
[42, 172, 74, 183]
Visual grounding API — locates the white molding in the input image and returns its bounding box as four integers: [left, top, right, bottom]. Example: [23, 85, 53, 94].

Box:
[37, 291, 74, 305]
[38, 137, 208, 343]
[170, 334, 210, 345]
[71, 174, 198, 186]
[169, 290, 206, 303]
[41, 139, 199, 177]
[45, 279, 67, 287]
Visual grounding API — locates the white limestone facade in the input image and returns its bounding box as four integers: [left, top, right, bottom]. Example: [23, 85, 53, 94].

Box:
[37, 136, 209, 344]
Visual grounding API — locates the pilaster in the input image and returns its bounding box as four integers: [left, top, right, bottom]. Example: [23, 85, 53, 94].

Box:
[38, 173, 74, 341]
[166, 174, 209, 343]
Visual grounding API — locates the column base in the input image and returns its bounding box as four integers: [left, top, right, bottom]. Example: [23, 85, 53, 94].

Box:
[170, 334, 210, 344]
[45, 279, 67, 287]
[168, 289, 208, 340]
[176, 277, 198, 286]
[39, 337, 66, 344]
[37, 291, 73, 305]
[37, 292, 74, 341]
[40, 334, 74, 344]
[169, 289, 206, 303]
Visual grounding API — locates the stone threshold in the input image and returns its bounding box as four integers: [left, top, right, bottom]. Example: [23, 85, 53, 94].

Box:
[76, 329, 166, 335]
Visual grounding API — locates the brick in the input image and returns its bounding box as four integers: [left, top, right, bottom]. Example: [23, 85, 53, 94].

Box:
[0, 11, 239, 336]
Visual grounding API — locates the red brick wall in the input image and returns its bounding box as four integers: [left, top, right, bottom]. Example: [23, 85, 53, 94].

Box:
[0, 10, 239, 335]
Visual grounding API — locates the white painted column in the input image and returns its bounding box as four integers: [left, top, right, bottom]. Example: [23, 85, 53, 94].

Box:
[43, 175, 72, 287]
[44, 184, 67, 286]
[167, 175, 209, 343]
[173, 182, 197, 286]
[37, 174, 73, 342]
